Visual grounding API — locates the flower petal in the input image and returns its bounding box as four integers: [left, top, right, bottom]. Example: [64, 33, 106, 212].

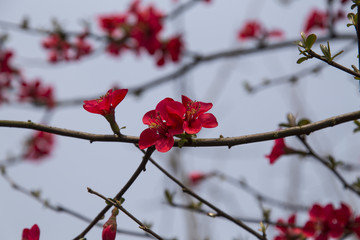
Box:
[139, 128, 159, 149]
[155, 135, 174, 152]
[110, 89, 128, 107]
[184, 119, 202, 134]
[199, 113, 218, 128]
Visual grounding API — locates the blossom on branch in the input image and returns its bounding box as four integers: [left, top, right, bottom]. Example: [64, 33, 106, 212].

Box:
[18, 78, 55, 108]
[189, 171, 208, 185]
[24, 131, 55, 161]
[42, 31, 92, 63]
[102, 207, 118, 240]
[274, 214, 305, 240]
[139, 98, 185, 152]
[98, 0, 184, 66]
[237, 20, 283, 41]
[182, 95, 218, 134]
[265, 138, 287, 164]
[83, 88, 128, 135]
[22, 224, 40, 240]
[139, 95, 218, 152]
[0, 49, 19, 104]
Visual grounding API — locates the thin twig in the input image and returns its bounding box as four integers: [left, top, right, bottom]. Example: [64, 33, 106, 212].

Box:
[144, 153, 266, 240]
[0, 167, 151, 238]
[87, 187, 165, 240]
[74, 146, 155, 240]
[297, 136, 360, 196]
[212, 172, 310, 212]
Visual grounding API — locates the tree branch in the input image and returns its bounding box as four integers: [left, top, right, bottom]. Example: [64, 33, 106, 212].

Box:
[1, 110, 359, 148]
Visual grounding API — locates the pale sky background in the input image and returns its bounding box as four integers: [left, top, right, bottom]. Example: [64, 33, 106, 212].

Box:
[1, 0, 360, 239]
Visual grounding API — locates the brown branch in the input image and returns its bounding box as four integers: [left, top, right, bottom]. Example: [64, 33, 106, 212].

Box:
[127, 34, 357, 95]
[0, 167, 151, 238]
[74, 146, 155, 240]
[307, 49, 360, 78]
[145, 154, 266, 240]
[296, 136, 360, 196]
[1, 110, 360, 148]
[87, 187, 165, 240]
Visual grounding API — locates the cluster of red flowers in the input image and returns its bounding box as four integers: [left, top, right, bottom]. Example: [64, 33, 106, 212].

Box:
[23, 131, 55, 161]
[0, 49, 19, 104]
[139, 95, 218, 152]
[238, 21, 283, 41]
[22, 224, 40, 240]
[275, 203, 360, 240]
[42, 31, 92, 63]
[18, 78, 55, 108]
[98, 0, 184, 66]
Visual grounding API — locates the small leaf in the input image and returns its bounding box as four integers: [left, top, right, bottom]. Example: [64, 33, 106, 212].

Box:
[354, 120, 360, 133]
[320, 44, 331, 60]
[305, 34, 317, 49]
[297, 118, 311, 126]
[164, 189, 174, 204]
[297, 57, 308, 64]
[331, 50, 344, 60]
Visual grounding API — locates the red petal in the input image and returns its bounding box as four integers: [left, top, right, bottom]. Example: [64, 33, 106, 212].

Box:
[139, 128, 159, 149]
[142, 110, 157, 125]
[110, 89, 128, 107]
[83, 100, 104, 114]
[155, 135, 174, 152]
[197, 101, 213, 115]
[184, 119, 202, 134]
[199, 113, 218, 128]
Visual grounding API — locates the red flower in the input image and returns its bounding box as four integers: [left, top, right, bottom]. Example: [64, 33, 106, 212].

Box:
[182, 95, 218, 134]
[42, 32, 92, 63]
[156, 35, 183, 66]
[102, 208, 118, 240]
[139, 98, 185, 152]
[275, 214, 304, 240]
[24, 131, 55, 161]
[265, 138, 287, 164]
[238, 21, 283, 41]
[0, 49, 19, 104]
[303, 203, 346, 240]
[238, 21, 262, 40]
[83, 89, 128, 135]
[18, 79, 55, 108]
[189, 171, 207, 185]
[98, 1, 184, 66]
[83, 89, 128, 116]
[303, 9, 328, 34]
[22, 224, 40, 240]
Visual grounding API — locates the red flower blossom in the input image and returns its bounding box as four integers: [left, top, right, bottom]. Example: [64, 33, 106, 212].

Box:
[83, 89, 128, 135]
[265, 138, 288, 164]
[189, 171, 207, 185]
[18, 79, 55, 108]
[156, 35, 183, 66]
[303, 9, 328, 34]
[42, 31, 92, 63]
[102, 208, 118, 240]
[303, 203, 346, 240]
[22, 224, 40, 240]
[182, 95, 218, 134]
[139, 98, 185, 152]
[98, 0, 184, 66]
[275, 214, 304, 240]
[24, 131, 55, 161]
[238, 21, 283, 41]
[83, 89, 128, 116]
[0, 49, 19, 104]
